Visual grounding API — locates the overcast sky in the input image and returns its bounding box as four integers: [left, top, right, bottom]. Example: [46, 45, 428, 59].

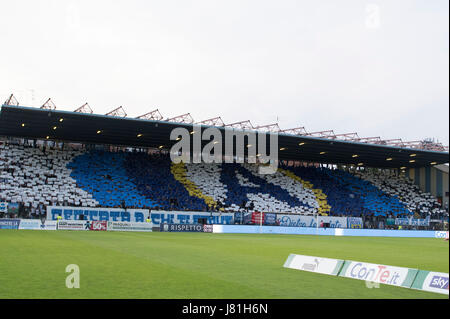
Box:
[1, 0, 448, 145]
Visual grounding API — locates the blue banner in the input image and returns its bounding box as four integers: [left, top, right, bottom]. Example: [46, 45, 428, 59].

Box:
[347, 217, 363, 229]
[234, 212, 244, 224]
[0, 219, 21, 229]
[396, 217, 430, 226]
[150, 211, 234, 226]
[47, 206, 149, 222]
[243, 212, 253, 224]
[264, 213, 277, 225]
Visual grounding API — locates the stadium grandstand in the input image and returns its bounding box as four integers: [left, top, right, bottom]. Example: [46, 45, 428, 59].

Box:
[0, 95, 448, 229]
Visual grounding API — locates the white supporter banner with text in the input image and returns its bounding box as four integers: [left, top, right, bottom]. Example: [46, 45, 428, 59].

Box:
[47, 206, 149, 222]
[276, 214, 347, 228]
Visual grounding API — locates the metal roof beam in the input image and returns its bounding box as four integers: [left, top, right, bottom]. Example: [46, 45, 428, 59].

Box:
[225, 120, 254, 130]
[333, 132, 359, 141]
[166, 113, 194, 124]
[3, 94, 19, 106]
[196, 116, 225, 126]
[137, 109, 164, 121]
[382, 139, 404, 147]
[40, 98, 56, 110]
[105, 106, 127, 117]
[74, 103, 93, 114]
[253, 123, 280, 133]
[355, 137, 382, 144]
[306, 130, 336, 139]
[280, 127, 308, 136]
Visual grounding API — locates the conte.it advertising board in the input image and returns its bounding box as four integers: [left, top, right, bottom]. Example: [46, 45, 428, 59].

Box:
[339, 260, 418, 288]
[276, 214, 347, 228]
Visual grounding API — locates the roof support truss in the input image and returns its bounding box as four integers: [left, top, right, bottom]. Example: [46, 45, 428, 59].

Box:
[105, 106, 127, 117]
[74, 103, 93, 114]
[41, 98, 56, 110]
[137, 109, 164, 121]
[166, 113, 194, 124]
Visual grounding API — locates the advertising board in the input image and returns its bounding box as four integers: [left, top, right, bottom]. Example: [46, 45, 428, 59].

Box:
[57, 220, 88, 231]
[411, 270, 449, 295]
[276, 214, 347, 228]
[339, 260, 418, 288]
[160, 224, 206, 232]
[283, 254, 345, 276]
[107, 221, 152, 232]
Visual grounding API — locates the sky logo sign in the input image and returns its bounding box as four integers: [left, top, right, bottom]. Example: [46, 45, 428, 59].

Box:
[412, 271, 449, 295]
[430, 276, 449, 290]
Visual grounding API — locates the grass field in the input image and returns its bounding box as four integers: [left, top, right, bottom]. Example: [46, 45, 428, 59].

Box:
[0, 230, 448, 299]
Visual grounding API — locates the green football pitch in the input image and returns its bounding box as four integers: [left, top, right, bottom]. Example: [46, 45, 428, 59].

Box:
[0, 230, 448, 299]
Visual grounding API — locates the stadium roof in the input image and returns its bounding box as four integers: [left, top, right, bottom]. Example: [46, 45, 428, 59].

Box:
[0, 105, 448, 168]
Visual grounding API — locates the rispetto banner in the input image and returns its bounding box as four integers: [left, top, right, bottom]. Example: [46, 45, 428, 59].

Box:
[338, 260, 418, 288]
[411, 270, 449, 295]
[160, 224, 211, 232]
[283, 254, 345, 276]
